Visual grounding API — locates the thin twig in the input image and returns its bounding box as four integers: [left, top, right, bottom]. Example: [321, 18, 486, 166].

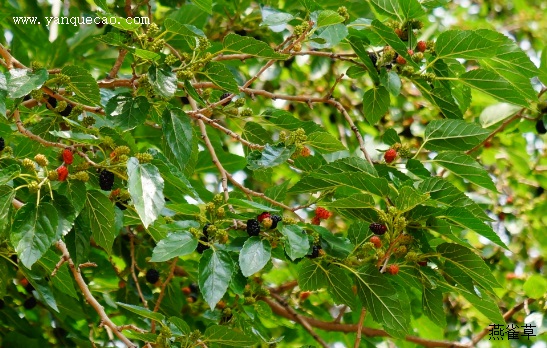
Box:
[129, 232, 148, 308]
[151, 258, 178, 332]
[56, 241, 136, 347]
[269, 292, 329, 348]
[12, 109, 98, 166]
[107, 49, 128, 80]
[354, 308, 366, 348]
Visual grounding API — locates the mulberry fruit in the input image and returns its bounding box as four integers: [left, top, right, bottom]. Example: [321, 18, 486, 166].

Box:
[59, 103, 73, 117]
[395, 55, 406, 65]
[308, 245, 322, 259]
[219, 92, 231, 106]
[0, 137, 4, 151]
[47, 96, 57, 108]
[246, 219, 260, 236]
[370, 236, 382, 248]
[57, 166, 69, 181]
[536, 120, 546, 134]
[384, 148, 397, 163]
[315, 207, 332, 219]
[203, 223, 211, 238]
[369, 223, 387, 235]
[145, 269, 160, 284]
[62, 149, 73, 165]
[196, 236, 210, 254]
[99, 170, 115, 191]
[271, 215, 282, 229]
[23, 297, 37, 309]
[257, 212, 271, 223]
[387, 264, 399, 275]
[416, 41, 427, 53]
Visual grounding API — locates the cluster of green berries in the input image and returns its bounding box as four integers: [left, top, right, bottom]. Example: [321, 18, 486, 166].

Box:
[293, 22, 310, 37]
[337, 6, 349, 21]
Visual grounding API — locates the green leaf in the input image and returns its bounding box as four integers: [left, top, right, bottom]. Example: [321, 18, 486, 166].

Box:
[399, 0, 425, 19]
[379, 69, 401, 96]
[222, 34, 287, 59]
[347, 221, 372, 245]
[280, 224, 310, 260]
[355, 264, 410, 336]
[289, 158, 389, 196]
[395, 186, 430, 213]
[162, 108, 193, 168]
[52, 194, 76, 239]
[0, 164, 21, 185]
[298, 259, 329, 291]
[200, 62, 239, 94]
[479, 103, 521, 128]
[326, 265, 356, 309]
[435, 30, 498, 60]
[148, 65, 177, 98]
[369, 0, 400, 19]
[438, 243, 502, 292]
[406, 159, 431, 178]
[423, 119, 489, 151]
[204, 325, 256, 346]
[432, 152, 497, 192]
[82, 190, 116, 253]
[227, 198, 279, 212]
[419, 177, 491, 221]
[350, 39, 379, 83]
[199, 249, 234, 310]
[62, 65, 101, 106]
[314, 226, 353, 259]
[239, 237, 271, 277]
[323, 193, 376, 209]
[6, 68, 48, 98]
[247, 144, 295, 170]
[106, 94, 150, 130]
[414, 81, 464, 120]
[422, 286, 446, 327]
[523, 275, 547, 299]
[116, 302, 165, 321]
[164, 18, 203, 37]
[458, 69, 529, 107]
[0, 185, 15, 231]
[11, 203, 58, 269]
[169, 316, 191, 335]
[150, 231, 197, 262]
[191, 0, 212, 14]
[442, 209, 508, 249]
[316, 10, 345, 28]
[57, 180, 87, 217]
[48, 131, 101, 144]
[127, 157, 165, 228]
[306, 132, 346, 152]
[362, 86, 390, 125]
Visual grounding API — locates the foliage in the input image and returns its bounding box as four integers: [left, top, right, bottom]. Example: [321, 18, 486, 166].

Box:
[0, 0, 546, 347]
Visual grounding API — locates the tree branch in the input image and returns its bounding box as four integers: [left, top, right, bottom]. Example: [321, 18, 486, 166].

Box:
[56, 241, 136, 348]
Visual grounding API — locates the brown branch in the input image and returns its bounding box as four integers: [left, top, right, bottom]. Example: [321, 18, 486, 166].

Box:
[225, 172, 304, 222]
[262, 297, 468, 348]
[269, 292, 329, 348]
[189, 98, 232, 210]
[107, 49, 128, 80]
[11, 109, 98, 166]
[0, 43, 25, 68]
[56, 241, 136, 347]
[151, 258, 178, 332]
[354, 308, 367, 348]
[129, 232, 148, 309]
[118, 324, 147, 333]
